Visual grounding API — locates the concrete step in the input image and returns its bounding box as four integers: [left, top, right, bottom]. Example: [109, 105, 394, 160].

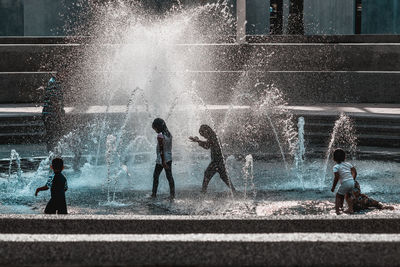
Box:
[0, 123, 43, 134]
[2, 43, 400, 72]
[2, 215, 400, 234]
[304, 123, 400, 135]
[1, 215, 400, 266]
[300, 114, 400, 125]
[1, 233, 399, 266]
[0, 104, 397, 149]
[305, 133, 400, 148]
[0, 72, 50, 103]
[1, 71, 400, 104]
[0, 132, 45, 144]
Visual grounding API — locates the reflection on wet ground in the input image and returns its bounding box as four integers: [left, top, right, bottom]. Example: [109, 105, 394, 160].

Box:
[1, 188, 399, 217]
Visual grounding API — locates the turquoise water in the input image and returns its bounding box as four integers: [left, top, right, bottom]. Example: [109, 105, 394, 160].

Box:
[1, 157, 399, 216]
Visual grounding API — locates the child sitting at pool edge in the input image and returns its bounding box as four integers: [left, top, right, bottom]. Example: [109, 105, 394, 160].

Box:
[35, 158, 68, 214]
[330, 148, 356, 215]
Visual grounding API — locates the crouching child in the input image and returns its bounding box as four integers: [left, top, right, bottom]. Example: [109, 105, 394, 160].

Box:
[350, 187, 394, 212]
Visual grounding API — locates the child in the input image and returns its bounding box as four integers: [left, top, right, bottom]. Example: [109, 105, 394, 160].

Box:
[35, 158, 68, 214]
[330, 148, 356, 214]
[351, 187, 394, 212]
[42, 75, 65, 152]
[189, 124, 236, 194]
[151, 118, 175, 199]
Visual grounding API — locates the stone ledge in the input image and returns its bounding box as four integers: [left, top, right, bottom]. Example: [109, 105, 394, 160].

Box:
[1, 239, 399, 266]
[2, 35, 400, 44]
[2, 215, 400, 234]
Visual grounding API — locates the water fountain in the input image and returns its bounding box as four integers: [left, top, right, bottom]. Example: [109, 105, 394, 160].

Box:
[321, 113, 358, 188]
[242, 154, 255, 199]
[295, 117, 305, 190]
[8, 150, 22, 183]
[0, 1, 398, 217]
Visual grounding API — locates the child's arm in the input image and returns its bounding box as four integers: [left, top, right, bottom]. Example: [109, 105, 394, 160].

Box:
[158, 135, 168, 169]
[35, 186, 49, 196]
[331, 172, 340, 192]
[197, 140, 211, 149]
[351, 167, 357, 180]
[189, 136, 210, 149]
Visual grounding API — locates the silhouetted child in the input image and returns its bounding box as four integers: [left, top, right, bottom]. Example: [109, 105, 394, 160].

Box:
[350, 186, 394, 212]
[42, 75, 65, 151]
[151, 118, 175, 199]
[189, 124, 236, 193]
[35, 158, 68, 214]
[330, 148, 356, 214]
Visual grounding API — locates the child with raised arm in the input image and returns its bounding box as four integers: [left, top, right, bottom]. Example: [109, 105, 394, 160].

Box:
[330, 148, 356, 214]
[189, 124, 236, 194]
[35, 158, 68, 214]
[151, 118, 175, 200]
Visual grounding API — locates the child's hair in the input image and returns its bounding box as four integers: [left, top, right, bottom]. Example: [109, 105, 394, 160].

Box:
[152, 118, 171, 138]
[52, 158, 64, 172]
[333, 148, 346, 163]
[199, 124, 216, 140]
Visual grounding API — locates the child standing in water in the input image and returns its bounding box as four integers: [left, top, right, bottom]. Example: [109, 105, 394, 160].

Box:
[35, 158, 68, 214]
[151, 118, 175, 200]
[330, 148, 356, 214]
[189, 124, 236, 194]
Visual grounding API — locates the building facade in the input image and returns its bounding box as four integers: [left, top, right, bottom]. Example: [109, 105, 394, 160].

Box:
[0, 0, 399, 36]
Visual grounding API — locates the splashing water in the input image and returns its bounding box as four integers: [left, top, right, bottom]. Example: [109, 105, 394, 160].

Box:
[242, 154, 256, 200]
[105, 135, 118, 202]
[4, 2, 397, 217]
[294, 117, 306, 190]
[321, 113, 358, 188]
[8, 150, 22, 182]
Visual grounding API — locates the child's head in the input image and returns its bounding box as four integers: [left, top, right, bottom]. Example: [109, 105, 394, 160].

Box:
[152, 118, 171, 137]
[333, 148, 346, 163]
[51, 158, 64, 173]
[199, 124, 214, 139]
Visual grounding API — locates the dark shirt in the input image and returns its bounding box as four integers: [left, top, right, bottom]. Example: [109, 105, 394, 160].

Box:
[46, 173, 68, 199]
[199, 135, 223, 163]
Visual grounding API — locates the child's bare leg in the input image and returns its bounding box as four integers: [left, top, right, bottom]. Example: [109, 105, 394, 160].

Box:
[368, 198, 383, 209]
[344, 194, 354, 214]
[202, 163, 217, 193]
[368, 198, 395, 210]
[335, 194, 344, 214]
